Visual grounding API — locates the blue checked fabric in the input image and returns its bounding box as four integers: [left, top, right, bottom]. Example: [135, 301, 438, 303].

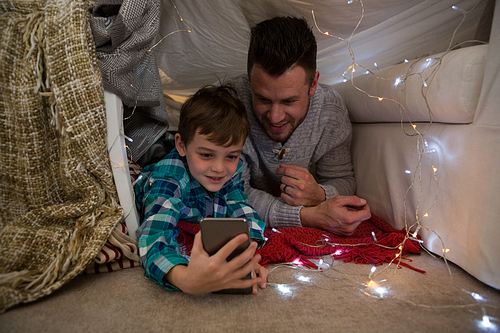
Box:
[135, 149, 265, 289]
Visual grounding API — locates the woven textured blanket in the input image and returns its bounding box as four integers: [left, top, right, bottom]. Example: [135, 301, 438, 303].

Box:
[0, 0, 123, 312]
[176, 215, 424, 272]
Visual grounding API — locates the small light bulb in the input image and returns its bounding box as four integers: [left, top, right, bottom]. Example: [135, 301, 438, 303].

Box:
[378, 97, 383, 101]
[371, 266, 377, 273]
[374, 287, 387, 297]
[471, 292, 484, 301]
[324, 31, 329, 35]
[405, 170, 411, 174]
[424, 213, 429, 217]
[277, 284, 292, 295]
[481, 315, 492, 328]
[404, 59, 409, 63]
[433, 167, 438, 173]
[297, 275, 311, 282]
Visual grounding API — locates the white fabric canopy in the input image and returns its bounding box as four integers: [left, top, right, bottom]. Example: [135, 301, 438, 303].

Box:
[154, 0, 487, 94]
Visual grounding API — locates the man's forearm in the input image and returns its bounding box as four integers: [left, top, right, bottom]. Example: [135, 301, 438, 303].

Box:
[246, 186, 302, 228]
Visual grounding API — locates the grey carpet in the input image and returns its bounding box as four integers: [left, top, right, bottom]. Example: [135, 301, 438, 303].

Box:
[1, 251, 499, 333]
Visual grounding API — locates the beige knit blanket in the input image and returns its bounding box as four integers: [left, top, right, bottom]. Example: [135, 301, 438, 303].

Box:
[0, 0, 123, 312]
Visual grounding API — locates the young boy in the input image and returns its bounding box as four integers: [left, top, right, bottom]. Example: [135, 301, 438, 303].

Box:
[135, 84, 267, 294]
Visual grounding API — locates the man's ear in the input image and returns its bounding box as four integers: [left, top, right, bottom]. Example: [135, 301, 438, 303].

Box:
[175, 133, 186, 157]
[309, 71, 320, 97]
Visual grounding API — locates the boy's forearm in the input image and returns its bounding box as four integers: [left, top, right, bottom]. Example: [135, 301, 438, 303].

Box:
[164, 264, 188, 292]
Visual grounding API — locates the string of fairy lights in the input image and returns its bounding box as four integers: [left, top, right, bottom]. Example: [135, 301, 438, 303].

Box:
[292, 0, 496, 328]
[105, 0, 498, 329]
[327, 0, 477, 273]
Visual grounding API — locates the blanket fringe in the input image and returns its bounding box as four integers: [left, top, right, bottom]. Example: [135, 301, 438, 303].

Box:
[20, 10, 49, 93]
[17, 9, 59, 131]
[98, 223, 141, 263]
[0, 202, 120, 295]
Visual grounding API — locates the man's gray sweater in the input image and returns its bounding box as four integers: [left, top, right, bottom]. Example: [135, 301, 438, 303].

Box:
[231, 74, 356, 228]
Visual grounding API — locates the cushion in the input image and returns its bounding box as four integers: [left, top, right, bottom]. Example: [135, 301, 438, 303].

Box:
[334, 44, 488, 123]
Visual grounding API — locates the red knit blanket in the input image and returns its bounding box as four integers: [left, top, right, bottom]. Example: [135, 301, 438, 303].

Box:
[176, 214, 425, 273]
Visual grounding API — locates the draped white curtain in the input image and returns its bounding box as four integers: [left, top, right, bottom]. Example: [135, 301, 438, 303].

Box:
[154, 0, 487, 95]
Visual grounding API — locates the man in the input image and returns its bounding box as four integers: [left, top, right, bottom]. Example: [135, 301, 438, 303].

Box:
[230, 16, 371, 236]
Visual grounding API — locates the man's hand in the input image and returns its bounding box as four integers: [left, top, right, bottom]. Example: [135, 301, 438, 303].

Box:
[277, 164, 325, 207]
[300, 195, 371, 236]
[165, 232, 266, 294]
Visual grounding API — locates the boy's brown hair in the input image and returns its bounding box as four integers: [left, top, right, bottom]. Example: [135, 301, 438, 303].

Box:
[177, 84, 250, 147]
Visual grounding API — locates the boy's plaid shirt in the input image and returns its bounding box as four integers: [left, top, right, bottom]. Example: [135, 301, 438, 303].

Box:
[135, 149, 265, 289]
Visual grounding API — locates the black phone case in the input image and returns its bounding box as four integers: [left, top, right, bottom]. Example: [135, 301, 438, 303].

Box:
[200, 218, 253, 294]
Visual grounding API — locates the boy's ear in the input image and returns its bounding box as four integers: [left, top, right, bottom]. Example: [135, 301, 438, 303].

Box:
[175, 133, 186, 157]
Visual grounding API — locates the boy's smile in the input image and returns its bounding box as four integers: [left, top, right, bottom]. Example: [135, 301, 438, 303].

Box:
[175, 130, 244, 193]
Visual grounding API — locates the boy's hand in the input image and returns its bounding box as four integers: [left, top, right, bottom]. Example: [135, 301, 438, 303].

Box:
[165, 232, 264, 294]
[251, 263, 268, 294]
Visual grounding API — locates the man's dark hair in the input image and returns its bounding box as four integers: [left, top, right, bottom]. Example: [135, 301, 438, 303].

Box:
[177, 84, 250, 147]
[247, 16, 317, 85]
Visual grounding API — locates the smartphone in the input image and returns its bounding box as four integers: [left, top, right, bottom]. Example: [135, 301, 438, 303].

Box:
[199, 217, 253, 294]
